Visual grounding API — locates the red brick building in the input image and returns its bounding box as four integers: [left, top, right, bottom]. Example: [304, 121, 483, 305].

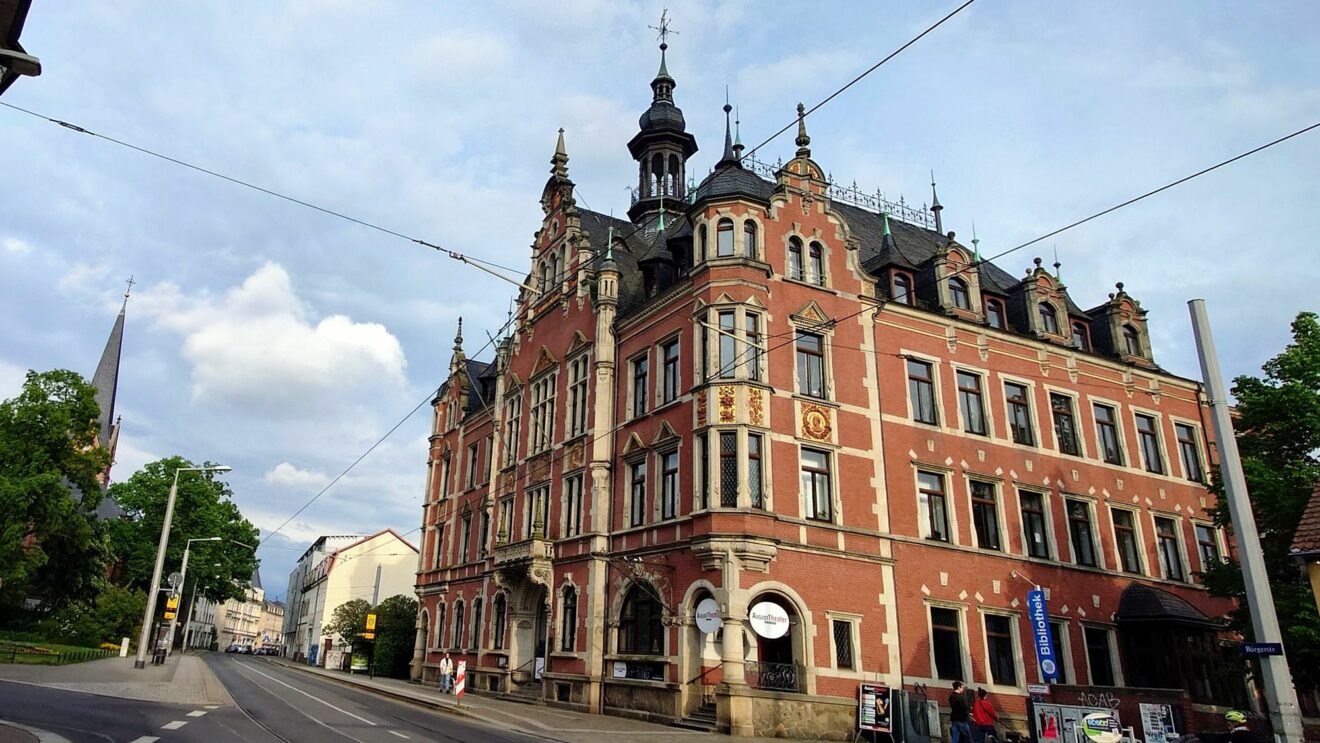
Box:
[411, 41, 1245, 740]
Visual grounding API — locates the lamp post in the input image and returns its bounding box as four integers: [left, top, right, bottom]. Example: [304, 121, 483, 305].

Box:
[182, 561, 221, 652]
[134, 464, 231, 669]
[167, 537, 221, 654]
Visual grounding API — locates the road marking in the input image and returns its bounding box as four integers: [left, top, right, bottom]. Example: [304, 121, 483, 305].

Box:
[204, 705, 219, 710]
[127, 738, 159, 743]
[161, 721, 188, 730]
[232, 660, 378, 726]
[186, 711, 207, 717]
[388, 732, 409, 739]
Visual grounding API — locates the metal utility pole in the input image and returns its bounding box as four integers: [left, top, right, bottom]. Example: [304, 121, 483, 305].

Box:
[1189, 299, 1303, 742]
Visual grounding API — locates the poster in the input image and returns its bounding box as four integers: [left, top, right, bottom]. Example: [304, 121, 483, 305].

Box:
[1036, 704, 1064, 741]
[1034, 704, 1118, 742]
[1139, 703, 1178, 743]
[858, 683, 892, 733]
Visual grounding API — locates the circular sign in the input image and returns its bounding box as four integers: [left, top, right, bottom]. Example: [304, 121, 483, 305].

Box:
[748, 601, 790, 639]
[695, 598, 723, 634]
[1080, 712, 1122, 743]
[1041, 658, 1057, 676]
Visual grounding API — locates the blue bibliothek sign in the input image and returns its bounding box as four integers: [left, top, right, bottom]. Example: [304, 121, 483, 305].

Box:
[1027, 589, 1060, 683]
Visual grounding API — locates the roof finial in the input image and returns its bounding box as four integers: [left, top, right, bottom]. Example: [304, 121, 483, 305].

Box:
[733, 106, 744, 159]
[649, 9, 676, 82]
[882, 210, 892, 237]
[1052, 245, 1062, 282]
[794, 102, 811, 158]
[550, 128, 569, 179]
[971, 221, 980, 261]
[453, 317, 464, 352]
[930, 171, 943, 235]
[122, 274, 135, 310]
[720, 99, 735, 164]
[603, 220, 617, 271]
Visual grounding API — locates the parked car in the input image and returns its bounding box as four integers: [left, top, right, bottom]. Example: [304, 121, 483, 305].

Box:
[224, 644, 242, 654]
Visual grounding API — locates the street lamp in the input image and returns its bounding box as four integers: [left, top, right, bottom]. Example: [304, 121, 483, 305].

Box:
[166, 537, 222, 654]
[133, 464, 232, 669]
[182, 561, 222, 652]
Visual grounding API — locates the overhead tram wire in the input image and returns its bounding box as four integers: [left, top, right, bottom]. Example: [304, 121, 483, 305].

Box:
[257, 312, 520, 548]
[0, 100, 527, 284]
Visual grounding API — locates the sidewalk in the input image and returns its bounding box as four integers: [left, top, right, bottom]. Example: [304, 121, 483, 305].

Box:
[0, 653, 231, 707]
[264, 657, 820, 743]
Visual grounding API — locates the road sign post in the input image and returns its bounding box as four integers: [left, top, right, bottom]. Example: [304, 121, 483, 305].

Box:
[455, 661, 467, 705]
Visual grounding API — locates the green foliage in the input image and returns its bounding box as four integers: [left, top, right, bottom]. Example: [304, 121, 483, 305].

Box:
[37, 585, 145, 648]
[106, 456, 259, 605]
[0, 370, 111, 619]
[1200, 311, 1320, 692]
[372, 594, 418, 679]
[325, 598, 371, 649]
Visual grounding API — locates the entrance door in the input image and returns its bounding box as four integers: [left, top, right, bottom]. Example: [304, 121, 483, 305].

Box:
[533, 602, 549, 680]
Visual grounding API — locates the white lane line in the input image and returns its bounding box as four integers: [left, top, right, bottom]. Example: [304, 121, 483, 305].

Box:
[388, 732, 409, 739]
[204, 705, 220, 710]
[127, 738, 160, 743]
[161, 721, 188, 730]
[232, 661, 378, 726]
[186, 711, 208, 717]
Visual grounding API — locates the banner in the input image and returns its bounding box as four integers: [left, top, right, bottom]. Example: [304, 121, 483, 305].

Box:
[1026, 589, 1059, 683]
[858, 683, 892, 733]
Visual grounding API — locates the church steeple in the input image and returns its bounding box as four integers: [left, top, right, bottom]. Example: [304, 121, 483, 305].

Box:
[627, 12, 698, 223]
[92, 278, 130, 451]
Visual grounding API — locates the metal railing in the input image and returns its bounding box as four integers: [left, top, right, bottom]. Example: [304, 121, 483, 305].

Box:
[1, 642, 117, 665]
[743, 660, 804, 693]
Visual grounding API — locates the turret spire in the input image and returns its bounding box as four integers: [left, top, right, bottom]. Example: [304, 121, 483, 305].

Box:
[733, 106, 744, 159]
[971, 221, 981, 261]
[92, 281, 129, 450]
[930, 171, 943, 235]
[794, 102, 811, 158]
[453, 317, 464, 353]
[550, 128, 569, 179]
[719, 101, 736, 164]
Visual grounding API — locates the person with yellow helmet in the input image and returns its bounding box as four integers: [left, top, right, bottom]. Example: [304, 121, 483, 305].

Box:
[1225, 711, 1256, 743]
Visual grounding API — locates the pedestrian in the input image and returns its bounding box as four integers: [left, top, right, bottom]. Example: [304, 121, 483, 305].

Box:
[971, 688, 998, 743]
[1225, 711, 1256, 743]
[948, 681, 973, 743]
[439, 652, 454, 694]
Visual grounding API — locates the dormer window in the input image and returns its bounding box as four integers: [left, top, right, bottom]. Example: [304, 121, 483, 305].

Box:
[1123, 325, 1142, 356]
[716, 218, 735, 257]
[892, 273, 913, 305]
[743, 221, 758, 259]
[1038, 302, 1060, 334]
[985, 299, 1006, 329]
[1071, 321, 1091, 351]
[949, 278, 971, 310]
[788, 237, 804, 280]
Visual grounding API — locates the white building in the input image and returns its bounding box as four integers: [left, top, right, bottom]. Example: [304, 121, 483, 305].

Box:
[186, 569, 264, 650]
[281, 530, 418, 665]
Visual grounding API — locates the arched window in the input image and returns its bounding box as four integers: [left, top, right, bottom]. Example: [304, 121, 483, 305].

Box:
[716, 219, 735, 257]
[618, 584, 664, 655]
[1038, 302, 1060, 334]
[435, 603, 446, 648]
[697, 225, 708, 261]
[452, 601, 465, 650]
[1123, 325, 1142, 356]
[668, 154, 681, 196]
[892, 273, 913, 305]
[421, 609, 431, 648]
[985, 298, 1006, 329]
[1071, 321, 1091, 351]
[949, 277, 971, 310]
[743, 221, 757, 259]
[560, 586, 578, 652]
[651, 153, 664, 197]
[787, 237, 804, 280]
[808, 242, 825, 286]
[491, 594, 507, 650]
[470, 597, 483, 650]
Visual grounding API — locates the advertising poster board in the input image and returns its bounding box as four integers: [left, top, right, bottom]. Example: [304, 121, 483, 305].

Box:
[1139, 703, 1178, 743]
[858, 683, 892, 733]
[1033, 704, 1119, 742]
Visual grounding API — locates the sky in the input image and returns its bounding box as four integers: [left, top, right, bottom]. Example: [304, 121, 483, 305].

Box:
[2, 1, 1318, 600]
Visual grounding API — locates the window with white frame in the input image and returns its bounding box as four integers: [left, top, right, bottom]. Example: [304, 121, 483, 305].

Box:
[1084, 626, 1116, 685]
[796, 332, 827, 398]
[526, 484, 548, 538]
[1154, 516, 1185, 581]
[716, 218, 735, 257]
[1195, 523, 1221, 570]
[563, 474, 584, 537]
[1135, 413, 1165, 474]
[1005, 382, 1035, 446]
[1175, 423, 1205, 482]
[1111, 508, 1143, 574]
[748, 433, 764, 509]
[807, 241, 825, 286]
[708, 308, 763, 383]
[1093, 403, 1124, 465]
[788, 237, 805, 281]
[957, 370, 987, 435]
[800, 448, 833, 522]
[1047, 620, 1071, 684]
[661, 338, 680, 404]
[503, 394, 521, 467]
[917, 470, 951, 542]
[659, 450, 679, 520]
[629, 460, 647, 527]
[949, 277, 972, 310]
[831, 616, 857, 670]
[970, 480, 1001, 551]
[908, 359, 938, 425]
[1066, 499, 1098, 567]
[1020, 490, 1052, 559]
[930, 606, 964, 681]
[984, 613, 1018, 686]
[466, 442, 480, 489]
[631, 355, 649, 418]
[566, 354, 590, 438]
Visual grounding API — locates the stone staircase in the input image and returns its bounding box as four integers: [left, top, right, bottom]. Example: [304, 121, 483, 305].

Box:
[672, 702, 718, 733]
[499, 682, 545, 706]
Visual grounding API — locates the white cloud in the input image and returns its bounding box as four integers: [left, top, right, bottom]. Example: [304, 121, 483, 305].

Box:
[0, 359, 29, 400]
[2, 238, 32, 255]
[410, 31, 514, 87]
[264, 462, 331, 489]
[135, 262, 407, 415]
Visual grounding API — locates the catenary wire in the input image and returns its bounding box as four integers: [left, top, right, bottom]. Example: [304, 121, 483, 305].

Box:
[0, 100, 527, 281]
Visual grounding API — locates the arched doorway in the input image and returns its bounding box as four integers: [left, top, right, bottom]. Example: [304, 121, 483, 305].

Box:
[746, 593, 803, 693]
[510, 584, 548, 689]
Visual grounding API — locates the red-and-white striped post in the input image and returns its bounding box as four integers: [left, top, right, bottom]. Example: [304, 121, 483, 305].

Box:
[454, 660, 466, 702]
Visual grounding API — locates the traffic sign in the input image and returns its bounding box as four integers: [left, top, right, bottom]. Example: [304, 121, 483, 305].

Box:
[365, 613, 377, 631]
[1243, 642, 1283, 656]
[164, 611, 176, 620]
[167, 572, 183, 589]
[165, 594, 180, 610]
[361, 632, 376, 640]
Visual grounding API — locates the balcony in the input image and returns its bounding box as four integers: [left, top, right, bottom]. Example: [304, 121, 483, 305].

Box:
[744, 661, 805, 694]
[493, 536, 553, 588]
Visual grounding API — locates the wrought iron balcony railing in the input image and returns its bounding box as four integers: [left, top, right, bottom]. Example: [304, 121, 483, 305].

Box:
[744, 660, 805, 693]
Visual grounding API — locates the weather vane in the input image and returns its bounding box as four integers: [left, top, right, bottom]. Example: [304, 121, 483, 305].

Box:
[649, 8, 677, 46]
[123, 274, 135, 299]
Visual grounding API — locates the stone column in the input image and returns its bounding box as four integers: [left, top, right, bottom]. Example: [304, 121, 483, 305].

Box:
[410, 612, 425, 681]
[719, 615, 754, 737]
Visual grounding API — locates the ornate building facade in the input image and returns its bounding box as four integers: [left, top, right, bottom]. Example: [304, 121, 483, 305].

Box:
[413, 40, 1243, 739]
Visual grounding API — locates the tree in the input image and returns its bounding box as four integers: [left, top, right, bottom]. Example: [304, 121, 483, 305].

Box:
[325, 598, 371, 650]
[1201, 311, 1320, 693]
[372, 594, 419, 679]
[106, 456, 260, 606]
[40, 585, 146, 648]
[0, 370, 111, 619]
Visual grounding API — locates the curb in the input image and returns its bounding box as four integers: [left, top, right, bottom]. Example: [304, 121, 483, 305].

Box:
[0, 719, 71, 743]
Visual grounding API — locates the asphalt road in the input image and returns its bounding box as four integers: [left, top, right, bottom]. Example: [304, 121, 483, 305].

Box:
[0, 658, 542, 743]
